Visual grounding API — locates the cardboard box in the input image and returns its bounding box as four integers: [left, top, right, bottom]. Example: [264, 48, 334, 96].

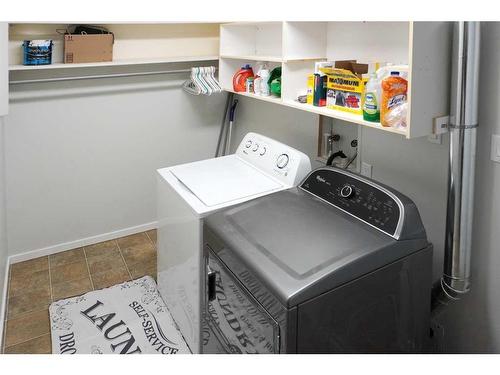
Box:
[64, 34, 113, 64]
[321, 60, 369, 115]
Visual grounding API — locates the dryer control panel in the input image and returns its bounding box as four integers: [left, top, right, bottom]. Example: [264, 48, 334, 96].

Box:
[300, 167, 404, 239]
[236, 132, 311, 188]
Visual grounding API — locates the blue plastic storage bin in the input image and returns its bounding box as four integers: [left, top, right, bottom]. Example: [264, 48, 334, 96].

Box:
[22, 40, 53, 65]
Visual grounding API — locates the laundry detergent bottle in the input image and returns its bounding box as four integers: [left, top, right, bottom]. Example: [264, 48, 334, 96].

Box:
[363, 72, 381, 122]
[259, 68, 270, 96]
[380, 72, 408, 127]
[233, 64, 254, 92]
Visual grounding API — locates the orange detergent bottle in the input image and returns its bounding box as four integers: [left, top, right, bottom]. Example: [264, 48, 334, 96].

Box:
[380, 72, 408, 127]
[233, 64, 254, 92]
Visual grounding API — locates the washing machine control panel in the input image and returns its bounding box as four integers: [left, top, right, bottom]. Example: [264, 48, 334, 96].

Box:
[276, 153, 290, 169]
[236, 133, 311, 187]
[300, 168, 403, 238]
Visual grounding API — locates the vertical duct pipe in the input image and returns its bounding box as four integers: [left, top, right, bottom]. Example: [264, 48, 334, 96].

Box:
[432, 22, 481, 313]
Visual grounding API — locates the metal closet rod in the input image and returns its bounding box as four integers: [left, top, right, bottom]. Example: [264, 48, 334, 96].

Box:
[9, 67, 217, 85]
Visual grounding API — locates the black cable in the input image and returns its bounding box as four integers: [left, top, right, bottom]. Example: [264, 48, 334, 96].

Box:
[343, 139, 359, 169]
[326, 150, 347, 166]
[343, 151, 358, 169]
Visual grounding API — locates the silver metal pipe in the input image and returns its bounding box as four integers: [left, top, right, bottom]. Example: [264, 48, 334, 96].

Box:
[9, 68, 194, 85]
[433, 21, 480, 311]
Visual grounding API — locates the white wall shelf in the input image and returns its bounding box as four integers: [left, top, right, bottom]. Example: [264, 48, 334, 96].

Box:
[219, 21, 452, 139]
[283, 57, 327, 62]
[224, 88, 283, 105]
[9, 56, 219, 71]
[8, 23, 221, 87]
[284, 100, 408, 136]
[219, 57, 281, 93]
[8, 23, 220, 68]
[220, 54, 283, 63]
[220, 54, 325, 63]
[223, 89, 408, 137]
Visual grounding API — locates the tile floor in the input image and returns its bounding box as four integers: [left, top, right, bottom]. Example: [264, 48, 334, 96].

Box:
[1, 229, 157, 354]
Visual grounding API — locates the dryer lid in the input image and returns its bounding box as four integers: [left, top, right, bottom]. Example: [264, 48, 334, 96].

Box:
[170, 156, 282, 207]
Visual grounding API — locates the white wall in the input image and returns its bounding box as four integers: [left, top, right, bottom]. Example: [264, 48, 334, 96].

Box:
[0, 23, 7, 117]
[0, 117, 8, 343]
[0, 22, 9, 345]
[231, 22, 500, 353]
[5, 66, 225, 256]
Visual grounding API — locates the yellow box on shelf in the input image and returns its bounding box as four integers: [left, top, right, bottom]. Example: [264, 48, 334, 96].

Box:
[321, 61, 368, 115]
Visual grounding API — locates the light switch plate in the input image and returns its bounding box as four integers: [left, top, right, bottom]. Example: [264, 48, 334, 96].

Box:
[361, 162, 372, 178]
[433, 115, 449, 135]
[492, 134, 500, 163]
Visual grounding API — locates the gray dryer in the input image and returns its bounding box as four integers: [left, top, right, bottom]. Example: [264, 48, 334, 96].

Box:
[202, 167, 432, 353]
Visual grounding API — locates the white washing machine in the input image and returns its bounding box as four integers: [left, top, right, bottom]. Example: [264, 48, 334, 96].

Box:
[157, 132, 311, 353]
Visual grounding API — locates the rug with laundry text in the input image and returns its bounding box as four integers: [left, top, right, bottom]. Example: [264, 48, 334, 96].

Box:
[49, 276, 191, 354]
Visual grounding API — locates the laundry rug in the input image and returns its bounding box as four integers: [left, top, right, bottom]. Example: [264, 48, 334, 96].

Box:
[49, 276, 191, 354]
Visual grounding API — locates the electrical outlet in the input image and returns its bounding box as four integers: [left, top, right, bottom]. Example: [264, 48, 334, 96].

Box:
[361, 162, 372, 178]
[491, 134, 500, 163]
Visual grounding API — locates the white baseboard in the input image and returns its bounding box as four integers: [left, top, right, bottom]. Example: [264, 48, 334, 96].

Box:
[9, 221, 158, 264]
[0, 256, 10, 352]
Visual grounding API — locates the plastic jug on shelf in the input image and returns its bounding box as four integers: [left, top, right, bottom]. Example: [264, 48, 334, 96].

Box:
[233, 64, 254, 92]
[362, 72, 381, 122]
[259, 68, 270, 96]
[268, 66, 282, 97]
[380, 72, 408, 127]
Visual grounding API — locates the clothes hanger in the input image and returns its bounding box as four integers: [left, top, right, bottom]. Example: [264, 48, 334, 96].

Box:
[182, 79, 201, 95]
[183, 67, 204, 95]
[195, 67, 212, 95]
[202, 67, 217, 93]
[182, 66, 221, 96]
[204, 66, 221, 93]
[210, 66, 224, 92]
[190, 67, 205, 94]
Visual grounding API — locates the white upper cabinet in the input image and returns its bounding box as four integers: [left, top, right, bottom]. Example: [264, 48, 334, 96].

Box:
[219, 21, 452, 139]
[0, 23, 7, 117]
[220, 22, 283, 61]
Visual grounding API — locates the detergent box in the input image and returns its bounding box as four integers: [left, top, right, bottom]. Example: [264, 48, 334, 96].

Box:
[322, 60, 369, 115]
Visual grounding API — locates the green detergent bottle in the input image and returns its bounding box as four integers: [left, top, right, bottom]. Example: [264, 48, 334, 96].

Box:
[363, 73, 380, 122]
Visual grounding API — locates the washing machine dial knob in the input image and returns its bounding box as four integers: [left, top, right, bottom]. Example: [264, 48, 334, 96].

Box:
[245, 140, 252, 148]
[340, 184, 354, 199]
[252, 143, 259, 152]
[276, 153, 290, 169]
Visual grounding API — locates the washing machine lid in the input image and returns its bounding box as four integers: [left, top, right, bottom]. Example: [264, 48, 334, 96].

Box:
[169, 156, 282, 208]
